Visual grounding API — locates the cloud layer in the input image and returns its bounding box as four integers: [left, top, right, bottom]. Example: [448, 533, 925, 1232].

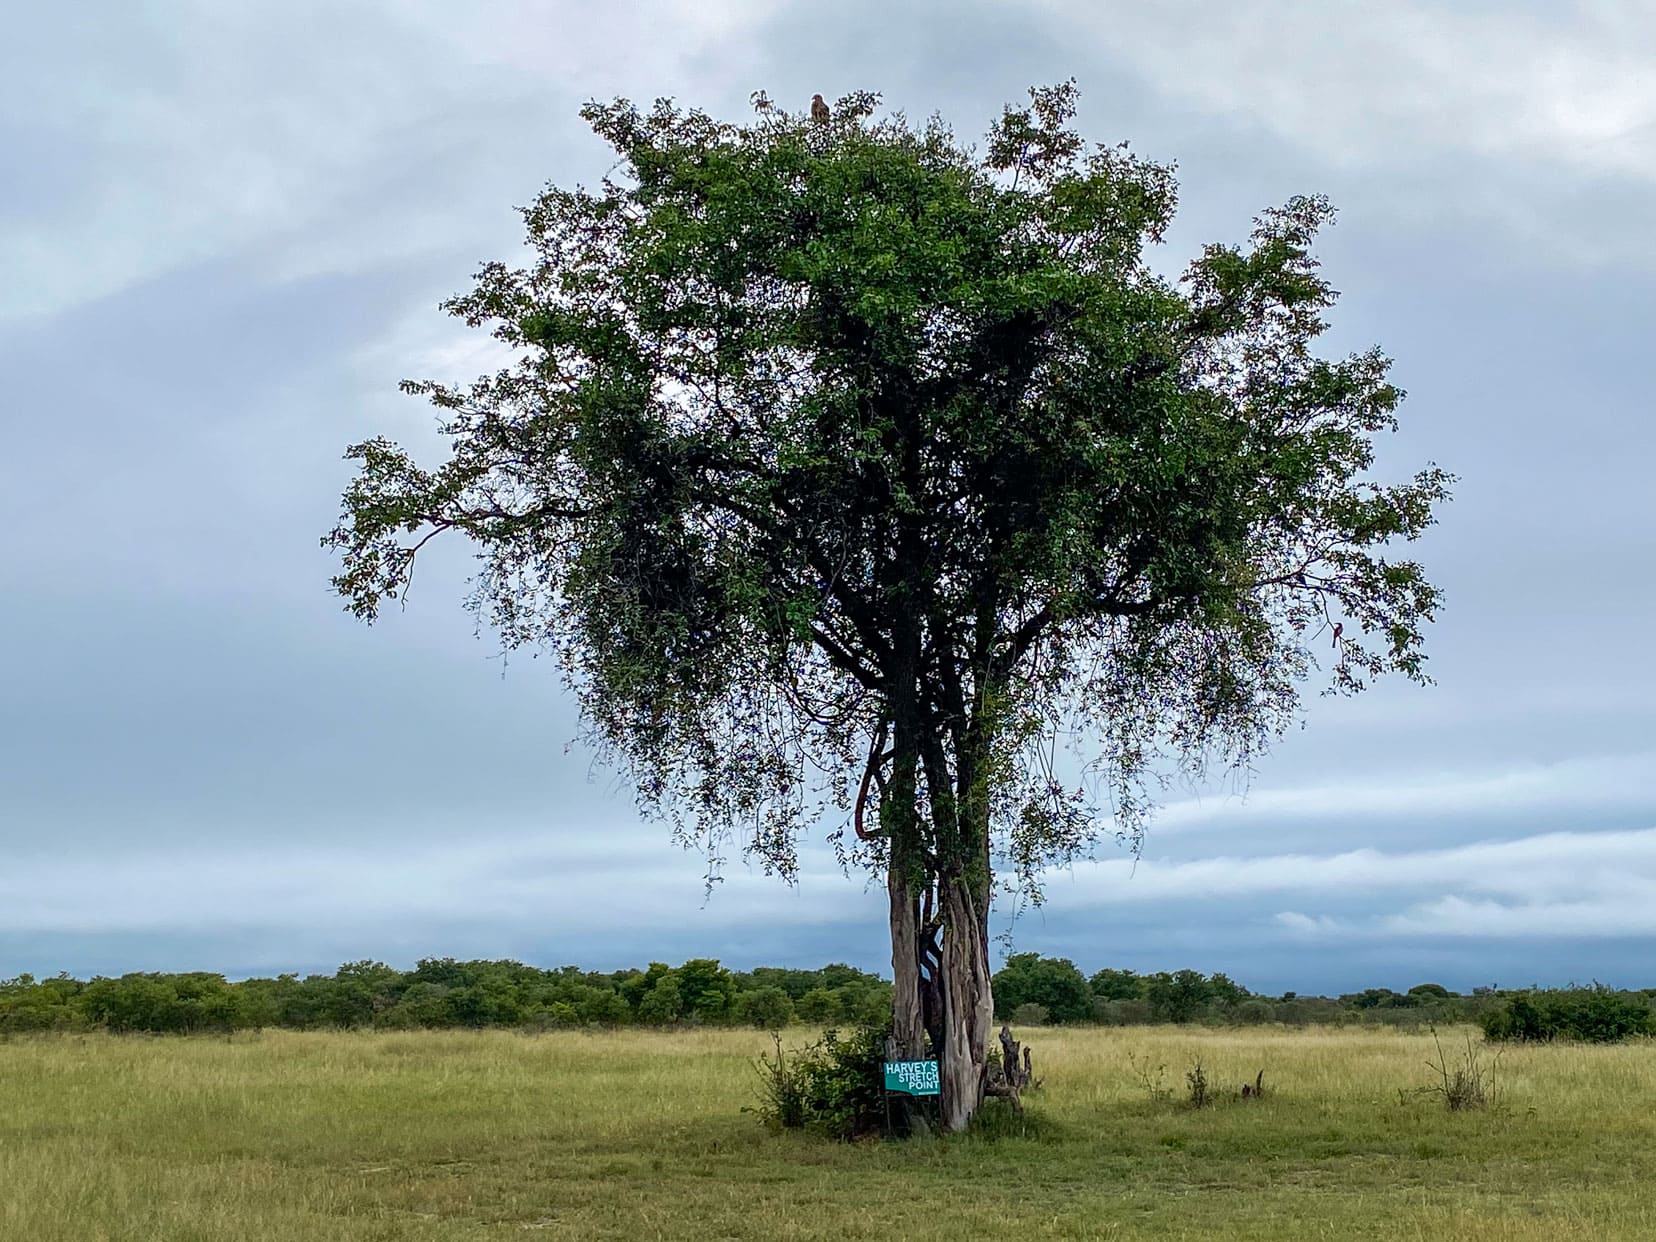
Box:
[3, 2, 1654, 991]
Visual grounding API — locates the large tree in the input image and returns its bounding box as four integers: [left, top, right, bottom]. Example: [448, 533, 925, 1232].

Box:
[326, 85, 1450, 1131]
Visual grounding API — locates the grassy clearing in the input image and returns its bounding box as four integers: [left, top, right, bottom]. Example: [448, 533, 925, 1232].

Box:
[3, 1024, 1655, 1239]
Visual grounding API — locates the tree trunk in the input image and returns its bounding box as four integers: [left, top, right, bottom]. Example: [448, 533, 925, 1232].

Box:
[887, 865, 926, 1060]
[936, 874, 994, 1132]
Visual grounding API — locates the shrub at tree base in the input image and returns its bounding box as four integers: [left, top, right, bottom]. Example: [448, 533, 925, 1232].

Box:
[754, 1022, 894, 1141]
[1481, 986, 1656, 1043]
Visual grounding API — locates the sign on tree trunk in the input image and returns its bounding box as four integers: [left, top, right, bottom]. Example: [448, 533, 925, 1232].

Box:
[883, 1060, 941, 1097]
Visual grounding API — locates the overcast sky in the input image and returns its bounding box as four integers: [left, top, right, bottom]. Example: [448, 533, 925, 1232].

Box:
[3, 1, 1654, 994]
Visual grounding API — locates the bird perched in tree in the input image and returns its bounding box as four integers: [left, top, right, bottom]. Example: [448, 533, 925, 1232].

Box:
[811, 94, 830, 123]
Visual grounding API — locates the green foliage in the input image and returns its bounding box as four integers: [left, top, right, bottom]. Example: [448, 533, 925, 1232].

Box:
[737, 987, 796, 1030]
[795, 987, 842, 1025]
[1342, 987, 1404, 1010]
[77, 973, 249, 1034]
[1207, 973, 1248, 1011]
[676, 958, 737, 1023]
[325, 83, 1451, 922]
[1010, 1002, 1050, 1026]
[753, 1021, 894, 1140]
[0, 959, 886, 1036]
[621, 963, 675, 1013]
[637, 976, 686, 1025]
[993, 954, 1094, 1023]
[0, 973, 87, 1033]
[1482, 987, 1656, 1044]
[577, 989, 633, 1026]
[1146, 970, 1217, 1023]
[1089, 968, 1142, 1001]
[1096, 998, 1153, 1026]
[31, 957, 1653, 1039]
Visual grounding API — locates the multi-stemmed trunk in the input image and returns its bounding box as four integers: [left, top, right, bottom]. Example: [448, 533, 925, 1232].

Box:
[882, 575, 999, 1131]
[887, 830, 996, 1133]
[935, 873, 994, 1131]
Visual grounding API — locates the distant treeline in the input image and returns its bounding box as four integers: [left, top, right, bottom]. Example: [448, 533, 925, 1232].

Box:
[993, 954, 1656, 1042]
[0, 959, 890, 1035]
[3, 953, 1651, 1041]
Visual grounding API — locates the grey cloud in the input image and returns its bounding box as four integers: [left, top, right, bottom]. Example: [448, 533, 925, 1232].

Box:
[1055, 826, 1656, 909]
[3, 1, 1654, 991]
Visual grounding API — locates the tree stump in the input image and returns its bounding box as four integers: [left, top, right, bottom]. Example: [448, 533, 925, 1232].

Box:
[985, 1024, 1036, 1113]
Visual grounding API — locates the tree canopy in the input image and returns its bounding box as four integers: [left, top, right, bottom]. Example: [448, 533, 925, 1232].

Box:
[326, 84, 1450, 1129]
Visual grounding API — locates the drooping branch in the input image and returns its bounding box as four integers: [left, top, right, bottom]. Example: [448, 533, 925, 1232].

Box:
[853, 720, 892, 841]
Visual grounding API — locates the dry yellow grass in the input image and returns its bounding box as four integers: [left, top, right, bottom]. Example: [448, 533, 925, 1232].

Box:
[3, 1024, 1655, 1239]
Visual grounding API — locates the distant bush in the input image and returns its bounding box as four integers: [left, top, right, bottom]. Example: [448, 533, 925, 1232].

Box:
[738, 987, 796, 1031]
[1277, 997, 1346, 1026]
[993, 954, 1093, 1023]
[1089, 968, 1142, 1001]
[78, 972, 247, 1034]
[637, 976, 685, 1025]
[1086, 965, 1262, 1025]
[796, 987, 842, 1025]
[1096, 998, 1152, 1026]
[1010, 1002, 1050, 1026]
[1482, 987, 1655, 1044]
[1147, 970, 1219, 1023]
[0, 974, 85, 1033]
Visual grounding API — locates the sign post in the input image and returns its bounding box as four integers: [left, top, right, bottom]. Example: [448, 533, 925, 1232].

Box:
[882, 1059, 941, 1096]
[881, 1059, 940, 1133]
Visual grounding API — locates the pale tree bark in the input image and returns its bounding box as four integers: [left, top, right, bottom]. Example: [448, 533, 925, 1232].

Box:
[887, 866, 927, 1060]
[884, 865, 931, 1138]
[937, 875, 994, 1131]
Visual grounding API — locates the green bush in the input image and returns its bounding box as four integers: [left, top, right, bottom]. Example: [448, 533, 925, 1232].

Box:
[675, 959, 736, 1023]
[575, 989, 632, 1027]
[637, 976, 685, 1025]
[1096, 998, 1152, 1025]
[0, 997, 81, 1033]
[796, 987, 842, 1025]
[993, 954, 1093, 1023]
[1089, 968, 1142, 1002]
[738, 986, 796, 1030]
[1145, 970, 1212, 1023]
[1277, 996, 1345, 1026]
[754, 1021, 893, 1140]
[1483, 987, 1655, 1044]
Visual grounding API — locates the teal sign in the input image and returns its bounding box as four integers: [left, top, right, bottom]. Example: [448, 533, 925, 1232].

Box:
[882, 1060, 941, 1096]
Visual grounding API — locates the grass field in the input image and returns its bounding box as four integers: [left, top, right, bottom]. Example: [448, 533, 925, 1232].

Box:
[4, 1025, 1656, 1240]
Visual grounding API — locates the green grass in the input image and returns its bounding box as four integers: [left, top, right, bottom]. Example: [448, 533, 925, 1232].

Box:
[4, 1025, 1655, 1239]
